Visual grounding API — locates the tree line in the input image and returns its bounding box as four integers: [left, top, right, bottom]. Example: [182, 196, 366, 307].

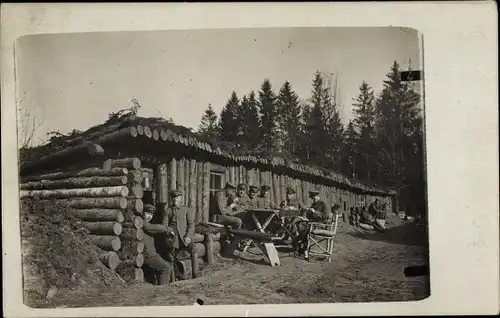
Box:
[197, 61, 425, 216]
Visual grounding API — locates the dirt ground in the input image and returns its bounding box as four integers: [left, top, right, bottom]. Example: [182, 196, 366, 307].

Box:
[36, 215, 429, 308]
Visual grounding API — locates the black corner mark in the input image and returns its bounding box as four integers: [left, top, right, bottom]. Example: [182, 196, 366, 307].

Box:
[196, 298, 204, 305]
[404, 265, 429, 277]
[401, 70, 422, 81]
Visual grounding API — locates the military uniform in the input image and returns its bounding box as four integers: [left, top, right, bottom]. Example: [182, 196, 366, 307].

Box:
[156, 190, 199, 278]
[142, 220, 173, 285]
[214, 183, 243, 229]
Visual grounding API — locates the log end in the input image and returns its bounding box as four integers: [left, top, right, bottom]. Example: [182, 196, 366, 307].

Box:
[119, 197, 128, 209]
[135, 268, 144, 282]
[136, 125, 145, 136]
[102, 159, 113, 171]
[129, 126, 138, 138]
[114, 222, 123, 236]
[152, 129, 160, 141]
[143, 126, 152, 138]
[130, 184, 144, 199]
[99, 251, 121, 271]
[112, 236, 122, 251]
[121, 186, 130, 197]
[136, 229, 145, 241]
[160, 129, 168, 141]
[134, 216, 144, 229]
[133, 199, 144, 214]
[136, 253, 144, 268]
[132, 158, 141, 170]
[136, 241, 145, 253]
[116, 211, 125, 223]
[88, 144, 105, 157]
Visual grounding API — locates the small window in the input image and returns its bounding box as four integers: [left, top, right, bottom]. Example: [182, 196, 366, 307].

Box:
[210, 172, 224, 196]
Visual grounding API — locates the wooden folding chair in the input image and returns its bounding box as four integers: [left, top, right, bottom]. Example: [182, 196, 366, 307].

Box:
[304, 209, 340, 262]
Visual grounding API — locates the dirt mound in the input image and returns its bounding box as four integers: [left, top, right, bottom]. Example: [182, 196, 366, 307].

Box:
[20, 198, 124, 307]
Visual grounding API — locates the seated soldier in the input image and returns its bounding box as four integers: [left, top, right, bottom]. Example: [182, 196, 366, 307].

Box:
[291, 190, 333, 255]
[157, 189, 199, 279]
[256, 185, 277, 209]
[234, 183, 251, 211]
[214, 182, 243, 230]
[245, 185, 260, 210]
[142, 206, 173, 285]
[280, 187, 307, 237]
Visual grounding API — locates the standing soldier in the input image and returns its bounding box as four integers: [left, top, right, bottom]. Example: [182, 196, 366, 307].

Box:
[257, 185, 277, 209]
[158, 190, 199, 279]
[214, 182, 243, 229]
[234, 183, 251, 210]
[141, 206, 173, 285]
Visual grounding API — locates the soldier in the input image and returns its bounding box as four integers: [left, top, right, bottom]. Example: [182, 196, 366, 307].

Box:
[141, 206, 173, 285]
[292, 190, 334, 256]
[157, 190, 199, 279]
[304, 190, 332, 223]
[246, 185, 260, 209]
[280, 187, 306, 212]
[257, 185, 277, 209]
[214, 182, 243, 229]
[234, 183, 251, 210]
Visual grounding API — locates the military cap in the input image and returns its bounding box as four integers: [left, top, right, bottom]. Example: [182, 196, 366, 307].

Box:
[249, 185, 259, 193]
[224, 182, 237, 189]
[260, 185, 271, 191]
[169, 189, 182, 197]
[237, 183, 247, 190]
[286, 186, 296, 194]
[309, 190, 320, 197]
[144, 204, 156, 212]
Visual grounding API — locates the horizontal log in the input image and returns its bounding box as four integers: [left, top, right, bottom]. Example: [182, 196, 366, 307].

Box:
[90, 235, 121, 251]
[122, 216, 144, 229]
[20, 142, 104, 174]
[59, 197, 128, 209]
[103, 157, 141, 171]
[84, 221, 123, 235]
[72, 209, 124, 222]
[99, 251, 121, 270]
[20, 186, 129, 199]
[20, 176, 128, 190]
[129, 183, 144, 199]
[193, 233, 204, 244]
[121, 228, 144, 241]
[21, 167, 129, 183]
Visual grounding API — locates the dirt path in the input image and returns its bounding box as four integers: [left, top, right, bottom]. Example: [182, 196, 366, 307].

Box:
[44, 219, 429, 307]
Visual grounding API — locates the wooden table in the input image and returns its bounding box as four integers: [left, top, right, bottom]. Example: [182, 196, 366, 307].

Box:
[241, 209, 281, 252]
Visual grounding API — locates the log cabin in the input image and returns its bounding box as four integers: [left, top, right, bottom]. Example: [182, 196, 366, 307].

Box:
[18, 114, 397, 281]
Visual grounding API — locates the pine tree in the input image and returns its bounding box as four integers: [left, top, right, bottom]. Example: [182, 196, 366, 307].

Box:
[343, 120, 359, 178]
[352, 81, 376, 181]
[322, 74, 345, 169]
[197, 104, 219, 141]
[238, 92, 261, 149]
[306, 71, 333, 167]
[373, 61, 422, 213]
[258, 79, 279, 153]
[276, 81, 302, 154]
[218, 91, 240, 143]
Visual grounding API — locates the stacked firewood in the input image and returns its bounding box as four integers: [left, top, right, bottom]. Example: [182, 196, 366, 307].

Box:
[19, 165, 137, 272]
[101, 158, 145, 283]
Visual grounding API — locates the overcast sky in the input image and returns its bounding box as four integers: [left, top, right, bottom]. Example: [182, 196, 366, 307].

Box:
[16, 27, 421, 144]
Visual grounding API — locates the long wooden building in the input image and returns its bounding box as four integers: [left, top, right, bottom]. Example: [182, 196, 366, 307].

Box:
[19, 114, 396, 281]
